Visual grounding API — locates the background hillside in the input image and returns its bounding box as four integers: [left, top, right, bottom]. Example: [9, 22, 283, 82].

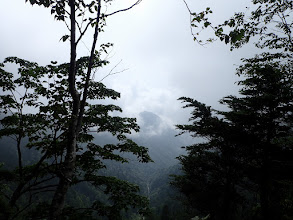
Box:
[0, 111, 192, 219]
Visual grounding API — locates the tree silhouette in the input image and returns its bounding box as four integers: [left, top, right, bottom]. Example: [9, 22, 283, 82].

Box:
[0, 1, 151, 219]
[172, 53, 293, 220]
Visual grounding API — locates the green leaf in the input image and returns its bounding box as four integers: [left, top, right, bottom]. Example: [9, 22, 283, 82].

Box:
[60, 35, 69, 42]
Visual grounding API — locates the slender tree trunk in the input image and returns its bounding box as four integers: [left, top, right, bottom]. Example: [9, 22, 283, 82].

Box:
[16, 136, 23, 178]
[49, 134, 78, 219]
[49, 0, 102, 218]
[49, 0, 79, 218]
[9, 119, 24, 212]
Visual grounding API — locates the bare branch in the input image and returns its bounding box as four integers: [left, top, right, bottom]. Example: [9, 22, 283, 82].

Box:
[182, 0, 192, 15]
[76, 20, 94, 45]
[91, 49, 113, 80]
[76, 20, 83, 35]
[14, 88, 23, 99]
[99, 60, 128, 82]
[7, 135, 17, 141]
[81, 40, 91, 53]
[105, 0, 142, 17]
[79, 7, 87, 30]
[30, 184, 58, 192]
[13, 173, 55, 203]
[64, 19, 71, 31]
[11, 200, 33, 220]
[31, 189, 56, 198]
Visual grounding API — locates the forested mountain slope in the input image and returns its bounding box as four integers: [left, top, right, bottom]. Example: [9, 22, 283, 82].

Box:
[0, 111, 190, 219]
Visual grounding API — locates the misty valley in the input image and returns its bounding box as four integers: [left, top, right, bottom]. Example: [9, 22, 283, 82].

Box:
[1, 0, 293, 220]
[0, 111, 188, 219]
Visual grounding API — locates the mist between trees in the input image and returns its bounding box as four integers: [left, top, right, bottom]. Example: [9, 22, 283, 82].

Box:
[0, 0, 293, 220]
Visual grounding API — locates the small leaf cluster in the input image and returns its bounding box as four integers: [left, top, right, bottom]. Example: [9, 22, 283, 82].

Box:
[190, 0, 293, 52]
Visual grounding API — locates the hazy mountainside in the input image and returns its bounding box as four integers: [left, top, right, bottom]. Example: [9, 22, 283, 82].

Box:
[94, 111, 188, 168]
[0, 111, 191, 219]
[0, 111, 187, 168]
[93, 111, 190, 216]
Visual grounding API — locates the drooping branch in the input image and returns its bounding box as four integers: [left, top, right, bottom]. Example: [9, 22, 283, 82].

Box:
[181, 0, 212, 46]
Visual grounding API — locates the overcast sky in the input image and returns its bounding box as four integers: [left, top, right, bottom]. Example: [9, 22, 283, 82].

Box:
[0, 0, 259, 130]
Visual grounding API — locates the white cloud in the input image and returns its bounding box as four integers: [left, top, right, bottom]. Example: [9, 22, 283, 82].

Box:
[1, 0, 260, 128]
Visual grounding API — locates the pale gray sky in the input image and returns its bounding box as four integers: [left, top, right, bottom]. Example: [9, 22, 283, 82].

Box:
[0, 0, 258, 129]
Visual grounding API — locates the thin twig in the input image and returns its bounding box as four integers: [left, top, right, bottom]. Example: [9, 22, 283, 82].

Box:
[30, 189, 56, 198]
[99, 60, 128, 82]
[11, 201, 33, 220]
[182, 0, 192, 15]
[23, 176, 56, 194]
[64, 20, 71, 31]
[30, 184, 58, 192]
[14, 89, 22, 99]
[182, 0, 215, 46]
[91, 49, 114, 80]
[76, 20, 94, 45]
[76, 20, 83, 35]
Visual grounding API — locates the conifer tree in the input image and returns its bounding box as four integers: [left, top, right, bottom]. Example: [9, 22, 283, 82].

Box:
[172, 53, 293, 220]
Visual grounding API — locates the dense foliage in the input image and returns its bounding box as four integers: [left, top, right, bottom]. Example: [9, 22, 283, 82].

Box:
[173, 1, 293, 219]
[172, 53, 293, 220]
[0, 55, 151, 219]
